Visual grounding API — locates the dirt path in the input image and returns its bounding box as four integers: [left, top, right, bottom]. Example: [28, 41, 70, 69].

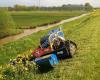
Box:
[0, 13, 89, 45]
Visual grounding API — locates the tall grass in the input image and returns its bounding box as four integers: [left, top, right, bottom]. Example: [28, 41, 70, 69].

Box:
[0, 8, 22, 39]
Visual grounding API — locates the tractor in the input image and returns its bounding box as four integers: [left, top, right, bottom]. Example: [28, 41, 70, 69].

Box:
[10, 28, 77, 71]
[32, 28, 77, 69]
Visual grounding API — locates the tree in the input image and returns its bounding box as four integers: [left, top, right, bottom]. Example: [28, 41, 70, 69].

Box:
[0, 8, 16, 38]
[85, 3, 93, 11]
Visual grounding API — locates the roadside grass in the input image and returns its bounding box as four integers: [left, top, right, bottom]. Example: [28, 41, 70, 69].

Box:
[0, 10, 100, 80]
[11, 11, 85, 29]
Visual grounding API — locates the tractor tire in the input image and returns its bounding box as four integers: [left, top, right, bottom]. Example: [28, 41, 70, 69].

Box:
[65, 40, 77, 58]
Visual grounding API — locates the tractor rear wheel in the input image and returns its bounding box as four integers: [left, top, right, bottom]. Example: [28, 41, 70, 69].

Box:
[65, 40, 77, 58]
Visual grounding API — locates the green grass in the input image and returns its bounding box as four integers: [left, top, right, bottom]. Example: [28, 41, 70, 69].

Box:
[11, 11, 85, 29]
[0, 10, 100, 80]
[0, 14, 89, 65]
[0, 8, 22, 39]
[0, 10, 85, 39]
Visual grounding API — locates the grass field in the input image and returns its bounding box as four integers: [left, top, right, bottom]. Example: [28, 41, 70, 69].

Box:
[11, 11, 85, 29]
[0, 10, 100, 80]
[0, 10, 85, 39]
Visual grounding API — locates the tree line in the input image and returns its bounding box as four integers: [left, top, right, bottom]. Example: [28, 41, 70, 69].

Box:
[8, 3, 93, 11]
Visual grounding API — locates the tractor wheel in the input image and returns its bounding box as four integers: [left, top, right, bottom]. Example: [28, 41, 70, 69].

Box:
[65, 40, 77, 58]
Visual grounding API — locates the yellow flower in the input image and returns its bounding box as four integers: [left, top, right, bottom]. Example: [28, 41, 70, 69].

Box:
[0, 66, 2, 69]
[0, 74, 3, 79]
[30, 49, 33, 53]
[24, 67, 28, 71]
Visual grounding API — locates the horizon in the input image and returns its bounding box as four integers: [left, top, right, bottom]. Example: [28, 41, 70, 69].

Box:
[0, 0, 100, 8]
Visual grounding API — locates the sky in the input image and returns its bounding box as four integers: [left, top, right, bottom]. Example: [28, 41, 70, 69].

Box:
[0, 0, 100, 8]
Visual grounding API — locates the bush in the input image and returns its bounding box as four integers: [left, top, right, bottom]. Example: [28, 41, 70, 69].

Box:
[0, 8, 18, 39]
